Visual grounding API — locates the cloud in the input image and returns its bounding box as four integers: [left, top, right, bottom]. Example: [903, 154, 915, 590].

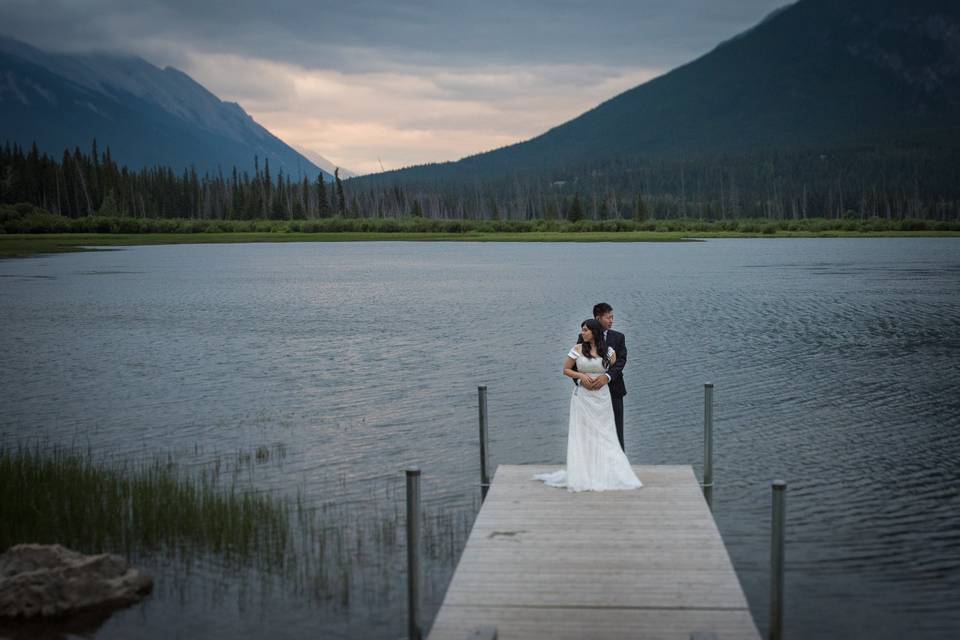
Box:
[180, 53, 662, 173]
[0, 0, 791, 172]
[0, 0, 791, 68]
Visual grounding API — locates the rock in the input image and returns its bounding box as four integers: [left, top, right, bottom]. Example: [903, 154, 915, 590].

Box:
[0, 544, 153, 619]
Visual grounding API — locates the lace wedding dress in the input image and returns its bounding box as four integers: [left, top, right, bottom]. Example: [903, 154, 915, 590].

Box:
[534, 346, 642, 492]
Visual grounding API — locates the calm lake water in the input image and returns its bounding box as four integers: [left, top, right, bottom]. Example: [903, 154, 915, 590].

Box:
[1, 238, 959, 639]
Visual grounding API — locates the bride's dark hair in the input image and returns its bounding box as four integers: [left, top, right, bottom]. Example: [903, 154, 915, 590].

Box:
[581, 318, 609, 368]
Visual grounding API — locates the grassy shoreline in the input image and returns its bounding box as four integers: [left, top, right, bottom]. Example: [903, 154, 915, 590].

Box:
[1, 229, 957, 259]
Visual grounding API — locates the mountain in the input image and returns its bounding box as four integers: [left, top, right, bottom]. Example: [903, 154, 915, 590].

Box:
[292, 145, 355, 178]
[353, 0, 960, 186]
[0, 36, 329, 179]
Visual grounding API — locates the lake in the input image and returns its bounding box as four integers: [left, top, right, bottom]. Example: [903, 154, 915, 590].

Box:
[1, 238, 958, 639]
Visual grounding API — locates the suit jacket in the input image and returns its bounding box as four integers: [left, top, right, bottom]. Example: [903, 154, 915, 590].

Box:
[574, 329, 627, 397]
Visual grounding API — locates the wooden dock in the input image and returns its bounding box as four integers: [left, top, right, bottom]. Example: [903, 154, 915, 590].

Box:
[427, 465, 761, 640]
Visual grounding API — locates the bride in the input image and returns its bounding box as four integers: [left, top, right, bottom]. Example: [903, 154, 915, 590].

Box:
[534, 318, 642, 492]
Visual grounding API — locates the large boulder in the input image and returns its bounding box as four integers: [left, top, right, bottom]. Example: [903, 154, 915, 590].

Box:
[0, 544, 153, 619]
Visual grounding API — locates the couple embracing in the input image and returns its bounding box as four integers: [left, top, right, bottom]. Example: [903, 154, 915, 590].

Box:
[534, 303, 642, 492]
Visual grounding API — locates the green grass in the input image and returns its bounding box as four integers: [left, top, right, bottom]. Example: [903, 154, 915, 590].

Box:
[0, 445, 291, 567]
[2, 207, 959, 258]
[2, 228, 957, 259]
[0, 444, 475, 607]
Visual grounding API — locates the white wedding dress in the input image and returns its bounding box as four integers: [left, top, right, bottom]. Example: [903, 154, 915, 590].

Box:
[534, 346, 642, 492]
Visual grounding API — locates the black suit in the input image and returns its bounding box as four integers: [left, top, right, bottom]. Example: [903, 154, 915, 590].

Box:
[575, 329, 627, 450]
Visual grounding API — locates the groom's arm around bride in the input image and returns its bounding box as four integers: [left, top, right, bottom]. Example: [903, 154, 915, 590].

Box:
[579, 302, 628, 450]
[577, 303, 626, 393]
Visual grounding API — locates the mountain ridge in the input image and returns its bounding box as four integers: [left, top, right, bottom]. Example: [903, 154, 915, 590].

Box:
[0, 35, 329, 179]
[351, 0, 960, 186]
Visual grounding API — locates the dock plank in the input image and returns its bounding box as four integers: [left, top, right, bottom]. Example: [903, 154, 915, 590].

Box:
[426, 465, 761, 640]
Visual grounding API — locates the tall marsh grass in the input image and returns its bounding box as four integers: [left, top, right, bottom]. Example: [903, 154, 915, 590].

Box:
[0, 445, 290, 567]
[0, 445, 475, 609]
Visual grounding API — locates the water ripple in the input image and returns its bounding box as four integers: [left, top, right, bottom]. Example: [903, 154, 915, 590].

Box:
[1, 238, 959, 639]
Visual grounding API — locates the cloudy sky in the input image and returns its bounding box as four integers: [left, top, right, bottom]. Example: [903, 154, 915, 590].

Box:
[1, 0, 790, 174]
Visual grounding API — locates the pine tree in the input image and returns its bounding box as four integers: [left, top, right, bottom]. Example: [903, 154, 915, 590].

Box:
[301, 175, 309, 218]
[271, 169, 286, 219]
[567, 193, 583, 222]
[263, 158, 271, 201]
[87, 139, 101, 208]
[74, 146, 93, 215]
[317, 173, 329, 217]
[334, 168, 346, 216]
[544, 199, 558, 221]
[60, 148, 76, 217]
[98, 189, 120, 216]
[634, 193, 649, 222]
[231, 167, 242, 218]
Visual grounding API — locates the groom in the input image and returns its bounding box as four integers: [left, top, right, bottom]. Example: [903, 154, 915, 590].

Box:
[577, 302, 628, 451]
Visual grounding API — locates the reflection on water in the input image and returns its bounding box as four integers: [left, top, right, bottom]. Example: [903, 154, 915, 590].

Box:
[0, 605, 122, 640]
[1, 238, 959, 639]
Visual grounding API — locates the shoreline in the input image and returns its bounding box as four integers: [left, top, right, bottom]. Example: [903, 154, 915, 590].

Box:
[1, 230, 958, 259]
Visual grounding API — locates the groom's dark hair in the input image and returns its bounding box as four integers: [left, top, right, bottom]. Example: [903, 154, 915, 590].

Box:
[593, 302, 613, 318]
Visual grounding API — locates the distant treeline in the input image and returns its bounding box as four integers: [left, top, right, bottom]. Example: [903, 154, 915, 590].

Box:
[4, 203, 959, 235]
[350, 142, 960, 222]
[3, 138, 959, 222]
[0, 140, 348, 221]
